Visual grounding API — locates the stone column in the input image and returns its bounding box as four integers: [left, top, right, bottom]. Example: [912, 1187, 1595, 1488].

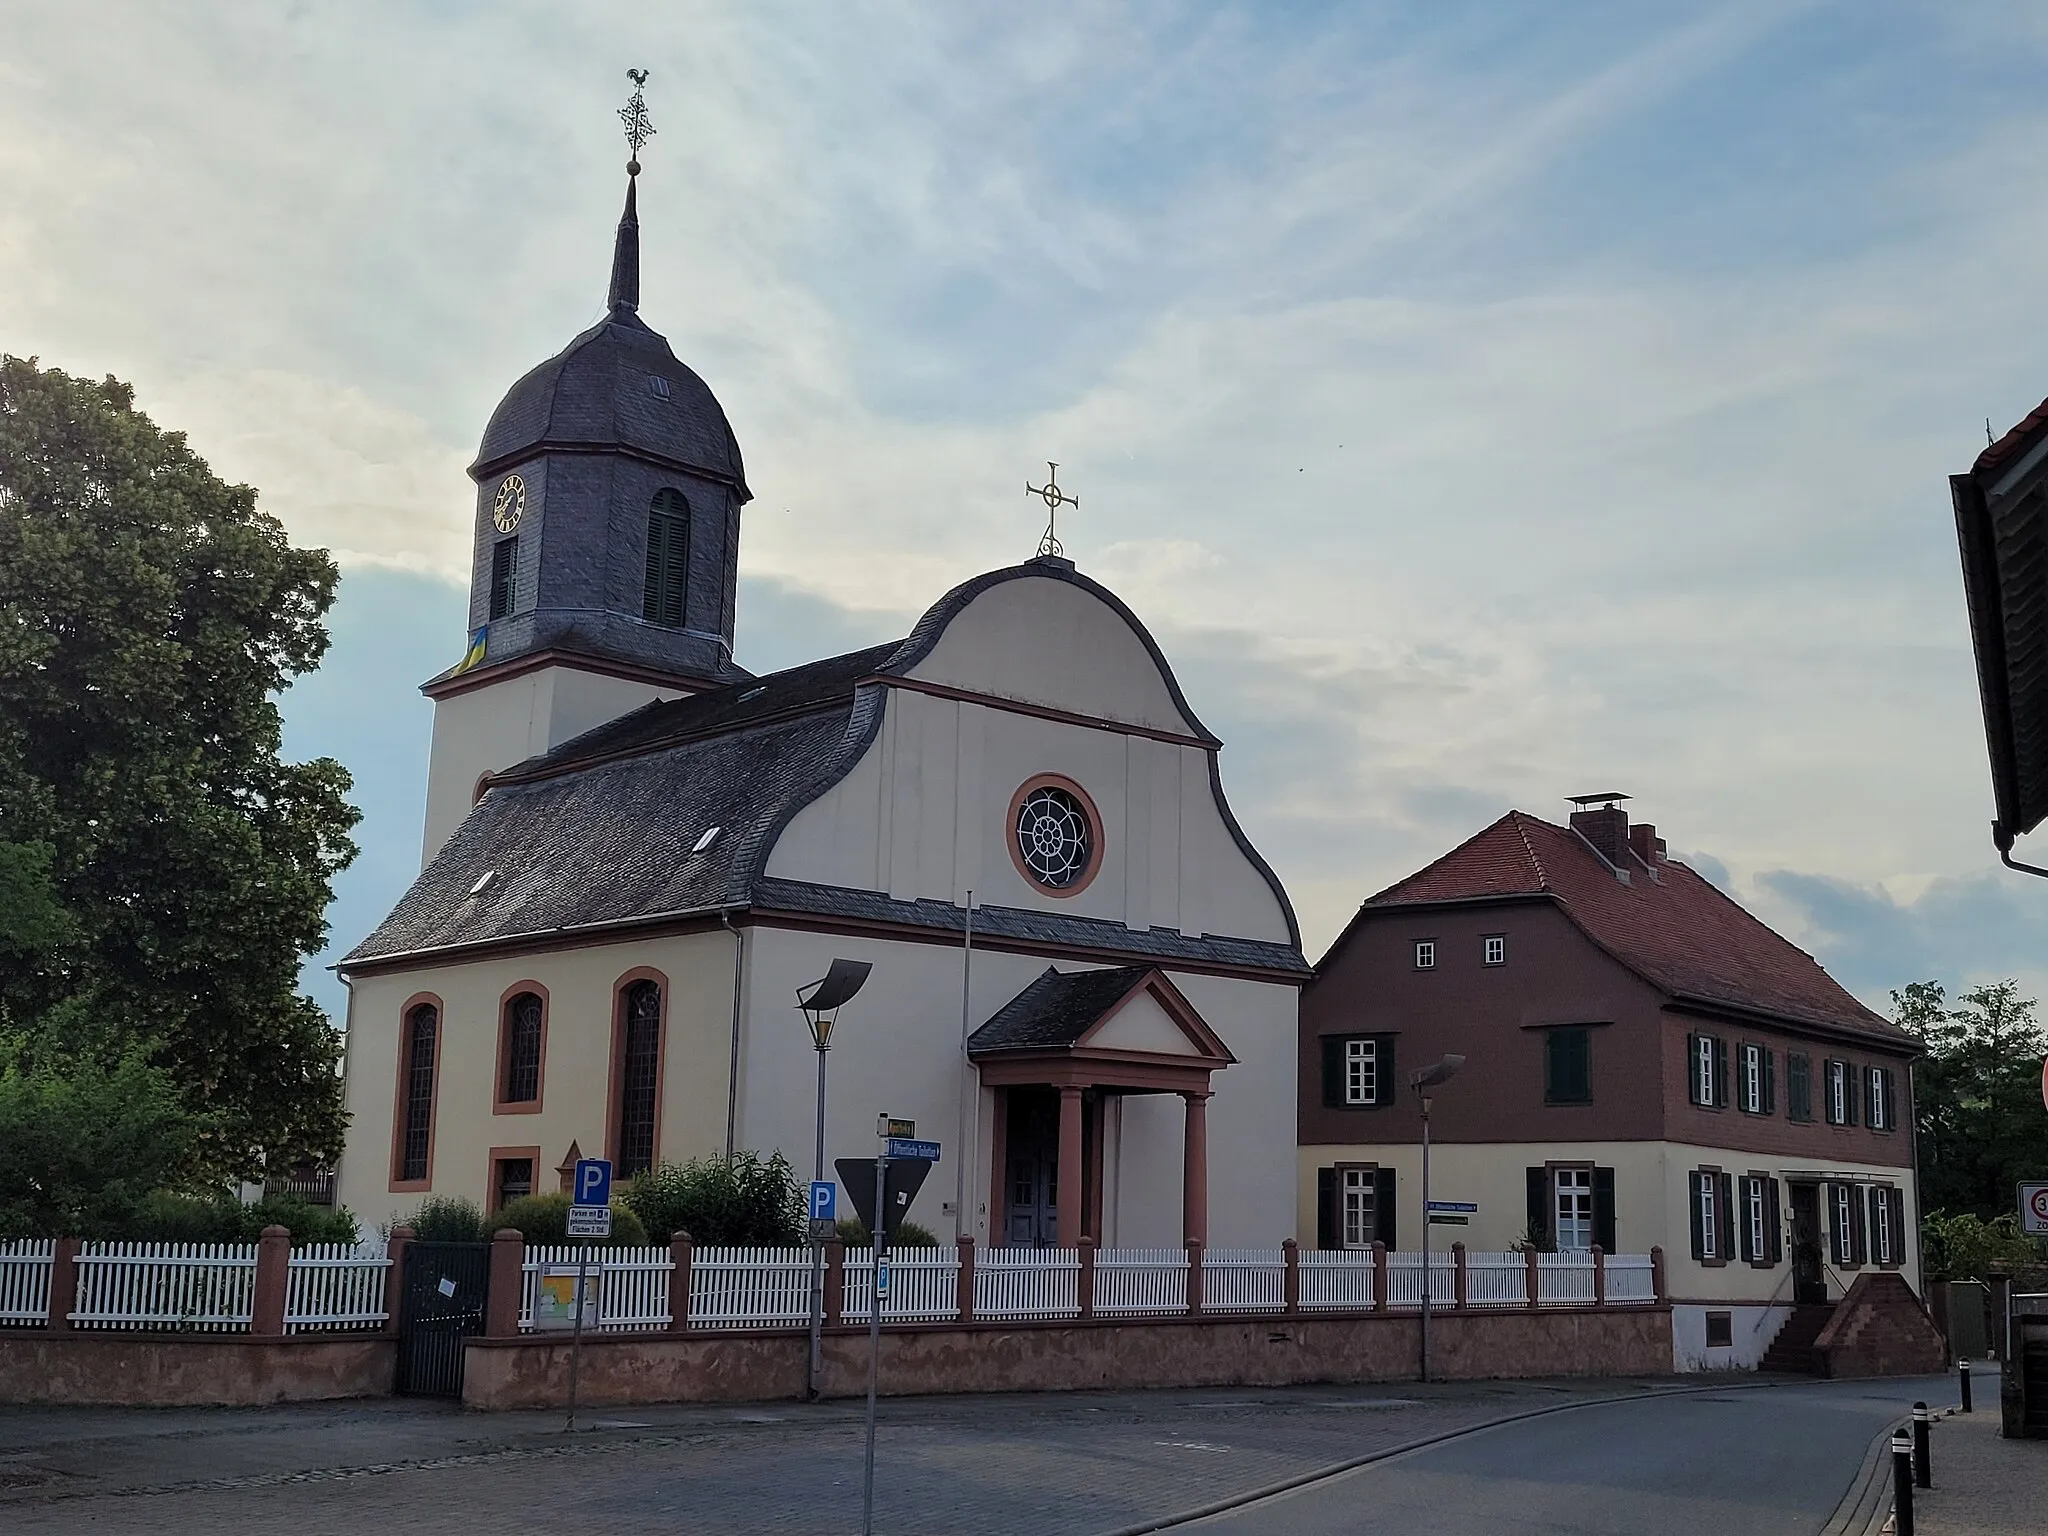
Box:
[1057, 1085, 1085, 1247]
[484, 1229, 526, 1339]
[1372, 1241, 1389, 1314]
[1180, 1091, 1210, 1246]
[1650, 1245, 1667, 1306]
[667, 1231, 693, 1333]
[1186, 1239, 1205, 1317]
[824, 1240, 846, 1327]
[1524, 1246, 1541, 1311]
[251, 1225, 292, 1336]
[1282, 1238, 1301, 1316]
[47, 1236, 81, 1333]
[382, 1226, 414, 1338]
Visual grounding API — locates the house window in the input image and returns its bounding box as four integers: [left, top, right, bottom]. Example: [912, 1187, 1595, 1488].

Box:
[1832, 1182, 1861, 1266]
[1483, 935, 1506, 966]
[1787, 1053, 1813, 1122]
[1414, 940, 1436, 970]
[488, 537, 518, 620]
[1690, 1032, 1724, 1107]
[1705, 1311, 1734, 1348]
[501, 992, 543, 1105]
[1344, 1038, 1377, 1106]
[1341, 1167, 1378, 1249]
[1745, 1177, 1767, 1263]
[1826, 1060, 1854, 1126]
[1737, 1043, 1773, 1115]
[615, 979, 663, 1177]
[642, 489, 690, 629]
[1870, 1186, 1894, 1266]
[1554, 1168, 1593, 1251]
[1698, 1173, 1719, 1261]
[494, 1157, 534, 1212]
[1544, 1026, 1592, 1104]
[1866, 1066, 1892, 1131]
[398, 1003, 438, 1183]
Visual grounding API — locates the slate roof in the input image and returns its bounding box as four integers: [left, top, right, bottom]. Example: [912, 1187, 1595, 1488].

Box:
[966, 966, 1155, 1053]
[1356, 812, 1906, 1044]
[472, 310, 750, 497]
[343, 560, 1308, 971]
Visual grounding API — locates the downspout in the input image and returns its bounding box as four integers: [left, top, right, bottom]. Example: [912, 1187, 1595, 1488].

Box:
[1999, 845, 2048, 881]
[720, 908, 745, 1161]
[329, 965, 355, 1201]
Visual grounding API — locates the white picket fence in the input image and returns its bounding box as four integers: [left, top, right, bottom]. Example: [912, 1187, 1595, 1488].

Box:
[974, 1246, 1080, 1319]
[1606, 1252, 1658, 1304]
[690, 1245, 813, 1330]
[0, 1240, 55, 1325]
[284, 1243, 391, 1332]
[1095, 1248, 1189, 1316]
[71, 1242, 258, 1330]
[518, 1244, 670, 1331]
[842, 1248, 960, 1324]
[1298, 1248, 1378, 1310]
[1465, 1251, 1529, 1308]
[1203, 1248, 1287, 1313]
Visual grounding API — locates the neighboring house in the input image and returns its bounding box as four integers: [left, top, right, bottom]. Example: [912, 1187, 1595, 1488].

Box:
[331, 160, 1307, 1247]
[1299, 796, 1922, 1371]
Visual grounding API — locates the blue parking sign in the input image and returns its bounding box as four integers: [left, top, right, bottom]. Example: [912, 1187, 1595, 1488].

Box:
[809, 1181, 837, 1222]
[574, 1158, 613, 1208]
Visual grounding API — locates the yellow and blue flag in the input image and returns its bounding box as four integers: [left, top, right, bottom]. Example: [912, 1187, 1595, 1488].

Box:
[451, 625, 488, 676]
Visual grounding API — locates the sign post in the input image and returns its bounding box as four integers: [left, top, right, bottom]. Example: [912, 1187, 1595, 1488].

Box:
[859, 1123, 939, 1536]
[566, 1158, 612, 1432]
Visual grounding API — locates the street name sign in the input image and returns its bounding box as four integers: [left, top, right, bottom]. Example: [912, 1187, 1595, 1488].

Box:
[1426, 1201, 1478, 1213]
[885, 1138, 941, 1162]
[2022, 1182, 2048, 1237]
[1428, 1213, 1470, 1226]
[880, 1116, 915, 1139]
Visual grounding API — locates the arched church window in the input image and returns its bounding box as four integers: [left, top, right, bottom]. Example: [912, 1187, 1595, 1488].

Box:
[1011, 778, 1099, 893]
[615, 979, 663, 1177]
[397, 1002, 439, 1183]
[500, 991, 544, 1106]
[488, 537, 519, 621]
[642, 489, 690, 629]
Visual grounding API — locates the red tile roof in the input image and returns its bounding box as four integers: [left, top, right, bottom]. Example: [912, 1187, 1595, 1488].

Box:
[1975, 394, 2048, 478]
[1362, 812, 1906, 1043]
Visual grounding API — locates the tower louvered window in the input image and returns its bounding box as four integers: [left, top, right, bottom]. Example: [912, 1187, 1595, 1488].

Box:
[616, 980, 662, 1177]
[642, 489, 690, 628]
[399, 1004, 438, 1182]
[489, 537, 519, 620]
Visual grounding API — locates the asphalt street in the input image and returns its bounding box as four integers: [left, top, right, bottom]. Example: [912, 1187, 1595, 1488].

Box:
[1186, 1375, 1950, 1535]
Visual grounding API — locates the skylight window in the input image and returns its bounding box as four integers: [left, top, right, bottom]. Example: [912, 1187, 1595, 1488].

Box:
[648, 375, 671, 399]
[692, 826, 721, 853]
[468, 870, 497, 896]
[739, 686, 767, 702]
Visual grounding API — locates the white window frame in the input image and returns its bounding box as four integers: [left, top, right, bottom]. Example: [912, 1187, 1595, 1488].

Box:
[1745, 1177, 1766, 1262]
[1872, 1186, 1893, 1265]
[1483, 935, 1506, 966]
[1866, 1066, 1887, 1130]
[1833, 1183, 1855, 1265]
[1828, 1061, 1847, 1125]
[1695, 1035, 1716, 1105]
[1698, 1174, 1719, 1260]
[1414, 940, 1436, 970]
[1344, 1038, 1377, 1107]
[1554, 1167, 1593, 1252]
[1341, 1167, 1377, 1250]
[1740, 1044, 1762, 1114]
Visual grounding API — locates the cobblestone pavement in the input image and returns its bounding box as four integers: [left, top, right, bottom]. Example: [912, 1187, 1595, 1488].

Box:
[1914, 1381, 2048, 1536]
[0, 1377, 1716, 1534]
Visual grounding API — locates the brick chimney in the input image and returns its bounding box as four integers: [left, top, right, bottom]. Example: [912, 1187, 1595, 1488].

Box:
[1567, 795, 1631, 871]
[1628, 822, 1665, 867]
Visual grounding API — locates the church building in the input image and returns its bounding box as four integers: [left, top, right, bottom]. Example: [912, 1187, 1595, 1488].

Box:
[332, 141, 1308, 1249]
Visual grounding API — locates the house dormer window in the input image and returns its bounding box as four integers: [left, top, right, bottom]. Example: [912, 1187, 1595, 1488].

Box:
[1483, 934, 1506, 966]
[1414, 940, 1436, 970]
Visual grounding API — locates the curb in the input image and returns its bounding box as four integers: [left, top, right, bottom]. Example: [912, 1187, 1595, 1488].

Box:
[1825, 1403, 1965, 1536]
[1100, 1380, 1785, 1535]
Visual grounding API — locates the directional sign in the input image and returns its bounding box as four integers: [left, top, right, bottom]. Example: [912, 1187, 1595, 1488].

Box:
[1426, 1201, 1478, 1213]
[2021, 1182, 2048, 1237]
[568, 1204, 612, 1239]
[886, 1138, 941, 1162]
[574, 1158, 613, 1208]
[1428, 1213, 1470, 1226]
[809, 1181, 838, 1222]
[879, 1116, 915, 1140]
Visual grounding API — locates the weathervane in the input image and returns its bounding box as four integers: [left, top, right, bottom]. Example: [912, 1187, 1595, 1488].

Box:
[619, 67, 655, 174]
[1026, 462, 1079, 558]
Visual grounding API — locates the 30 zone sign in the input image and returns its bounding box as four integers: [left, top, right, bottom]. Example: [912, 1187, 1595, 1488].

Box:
[2021, 1183, 2048, 1238]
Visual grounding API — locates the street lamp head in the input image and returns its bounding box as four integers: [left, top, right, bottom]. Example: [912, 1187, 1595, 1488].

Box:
[1409, 1053, 1466, 1091]
[796, 958, 873, 1050]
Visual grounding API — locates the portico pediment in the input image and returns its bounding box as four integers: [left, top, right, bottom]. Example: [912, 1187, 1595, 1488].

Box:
[967, 965, 1233, 1092]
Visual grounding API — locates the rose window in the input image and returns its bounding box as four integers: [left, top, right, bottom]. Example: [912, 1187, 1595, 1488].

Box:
[1015, 785, 1093, 890]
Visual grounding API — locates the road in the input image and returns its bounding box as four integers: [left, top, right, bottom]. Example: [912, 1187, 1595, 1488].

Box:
[1186, 1375, 1948, 1535]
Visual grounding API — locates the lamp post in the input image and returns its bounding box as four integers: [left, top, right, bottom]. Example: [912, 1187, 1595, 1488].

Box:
[1410, 1053, 1466, 1385]
[796, 958, 872, 1402]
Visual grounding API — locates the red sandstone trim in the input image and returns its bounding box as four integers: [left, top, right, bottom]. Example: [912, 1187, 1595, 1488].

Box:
[484, 1145, 543, 1215]
[388, 992, 445, 1193]
[1005, 773, 1107, 899]
[485, 1230, 525, 1339]
[250, 1226, 291, 1337]
[492, 980, 551, 1115]
[607, 966, 671, 1172]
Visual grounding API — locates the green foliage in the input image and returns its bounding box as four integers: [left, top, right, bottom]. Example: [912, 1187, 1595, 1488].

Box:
[0, 356, 361, 1180]
[489, 1192, 648, 1247]
[404, 1196, 487, 1243]
[1894, 980, 2048, 1220]
[622, 1151, 805, 1246]
[1920, 1210, 2048, 1282]
[131, 1189, 359, 1245]
[0, 1042, 202, 1238]
[834, 1216, 939, 1249]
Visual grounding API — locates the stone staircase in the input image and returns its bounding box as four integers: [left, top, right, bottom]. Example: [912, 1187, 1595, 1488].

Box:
[1759, 1303, 1835, 1374]
[1810, 1273, 1949, 1378]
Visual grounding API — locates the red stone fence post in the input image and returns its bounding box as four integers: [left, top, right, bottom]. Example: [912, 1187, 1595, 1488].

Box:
[823, 1240, 846, 1327]
[382, 1225, 414, 1337]
[484, 1229, 525, 1339]
[1282, 1238, 1301, 1316]
[1185, 1239, 1204, 1317]
[46, 1236, 81, 1332]
[1592, 1245, 1607, 1308]
[1524, 1246, 1541, 1311]
[955, 1236, 976, 1323]
[251, 1225, 292, 1336]
[667, 1231, 692, 1332]
[1650, 1246, 1667, 1305]
[1451, 1242, 1468, 1312]
[1078, 1238, 1096, 1320]
[1372, 1241, 1389, 1314]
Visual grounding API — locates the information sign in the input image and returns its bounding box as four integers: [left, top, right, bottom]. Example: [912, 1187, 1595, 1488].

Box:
[573, 1158, 613, 1208]
[568, 1204, 612, 1238]
[534, 1264, 601, 1331]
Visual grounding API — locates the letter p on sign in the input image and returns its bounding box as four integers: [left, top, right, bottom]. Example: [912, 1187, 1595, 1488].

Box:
[575, 1158, 613, 1208]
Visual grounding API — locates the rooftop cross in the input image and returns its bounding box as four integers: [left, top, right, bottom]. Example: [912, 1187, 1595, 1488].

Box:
[619, 67, 656, 173]
[607, 69, 654, 313]
[1026, 462, 1079, 559]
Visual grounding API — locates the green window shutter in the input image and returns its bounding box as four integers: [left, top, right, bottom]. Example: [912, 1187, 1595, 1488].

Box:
[1844, 1063, 1859, 1127]
[1546, 1027, 1591, 1104]
[489, 536, 518, 620]
[1373, 1168, 1397, 1248]
[1766, 1178, 1783, 1264]
[643, 490, 691, 628]
[1320, 1036, 1345, 1109]
[1543, 1031, 1559, 1102]
[1712, 1038, 1730, 1107]
[1889, 1188, 1906, 1263]
[1527, 1167, 1549, 1252]
[1375, 1035, 1397, 1106]
[1850, 1186, 1867, 1265]
[1592, 1167, 1616, 1253]
[1316, 1168, 1338, 1250]
[1687, 1172, 1706, 1260]
[1761, 1049, 1776, 1115]
[1787, 1055, 1809, 1122]
[1685, 1032, 1701, 1104]
[1717, 1173, 1736, 1260]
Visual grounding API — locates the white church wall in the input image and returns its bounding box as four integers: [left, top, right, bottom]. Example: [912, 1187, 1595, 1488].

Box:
[1170, 972, 1300, 1247]
[334, 930, 736, 1236]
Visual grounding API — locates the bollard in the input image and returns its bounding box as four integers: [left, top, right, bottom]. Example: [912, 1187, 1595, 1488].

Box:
[1958, 1358, 1973, 1414]
[1911, 1402, 1931, 1488]
[1890, 1428, 1914, 1536]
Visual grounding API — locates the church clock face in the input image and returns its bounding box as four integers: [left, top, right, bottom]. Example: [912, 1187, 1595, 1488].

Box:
[492, 474, 527, 534]
[1011, 778, 1099, 895]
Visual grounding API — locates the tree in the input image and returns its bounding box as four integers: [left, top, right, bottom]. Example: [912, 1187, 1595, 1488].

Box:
[0, 356, 359, 1179]
[622, 1152, 806, 1245]
[1894, 979, 2048, 1220]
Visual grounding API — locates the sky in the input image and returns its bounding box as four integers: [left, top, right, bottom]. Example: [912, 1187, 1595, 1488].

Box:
[6, 0, 2048, 1022]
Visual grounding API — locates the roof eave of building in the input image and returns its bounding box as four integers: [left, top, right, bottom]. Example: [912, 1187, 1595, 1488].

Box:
[1661, 992, 1920, 1056]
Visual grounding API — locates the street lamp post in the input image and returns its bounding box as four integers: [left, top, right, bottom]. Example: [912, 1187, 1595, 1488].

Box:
[1410, 1053, 1466, 1385]
[795, 958, 872, 1402]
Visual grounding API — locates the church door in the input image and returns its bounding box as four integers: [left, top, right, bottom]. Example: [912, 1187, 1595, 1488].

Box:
[1003, 1088, 1060, 1247]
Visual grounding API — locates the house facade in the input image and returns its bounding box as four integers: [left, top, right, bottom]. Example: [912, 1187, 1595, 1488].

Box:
[331, 155, 1307, 1249]
[1299, 798, 1921, 1371]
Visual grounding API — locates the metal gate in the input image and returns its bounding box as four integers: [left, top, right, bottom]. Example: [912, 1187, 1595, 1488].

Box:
[395, 1241, 491, 1397]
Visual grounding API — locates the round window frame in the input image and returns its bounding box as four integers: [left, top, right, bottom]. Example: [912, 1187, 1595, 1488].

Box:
[1006, 774, 1104, 898]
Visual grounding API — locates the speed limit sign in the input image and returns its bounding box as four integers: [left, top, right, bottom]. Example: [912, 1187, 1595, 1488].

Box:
[2022, 1183, 2048, 1237]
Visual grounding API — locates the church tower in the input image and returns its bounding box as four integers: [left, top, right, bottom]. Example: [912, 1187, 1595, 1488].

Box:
[418, 76, 751, 864]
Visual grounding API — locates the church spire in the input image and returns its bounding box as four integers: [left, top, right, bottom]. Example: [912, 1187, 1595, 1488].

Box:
[608, 68, 655, 315]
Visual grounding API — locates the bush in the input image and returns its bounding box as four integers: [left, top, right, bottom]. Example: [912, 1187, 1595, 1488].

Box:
[1922, 1210, 2048, 1281]
[490, 1192, 648, 1247]
[835, 1216, 938, 1249]
[623, 1152, 804, 1245]
[131, 1190, 358, 1245]
[405, 1195, 487, 1243]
